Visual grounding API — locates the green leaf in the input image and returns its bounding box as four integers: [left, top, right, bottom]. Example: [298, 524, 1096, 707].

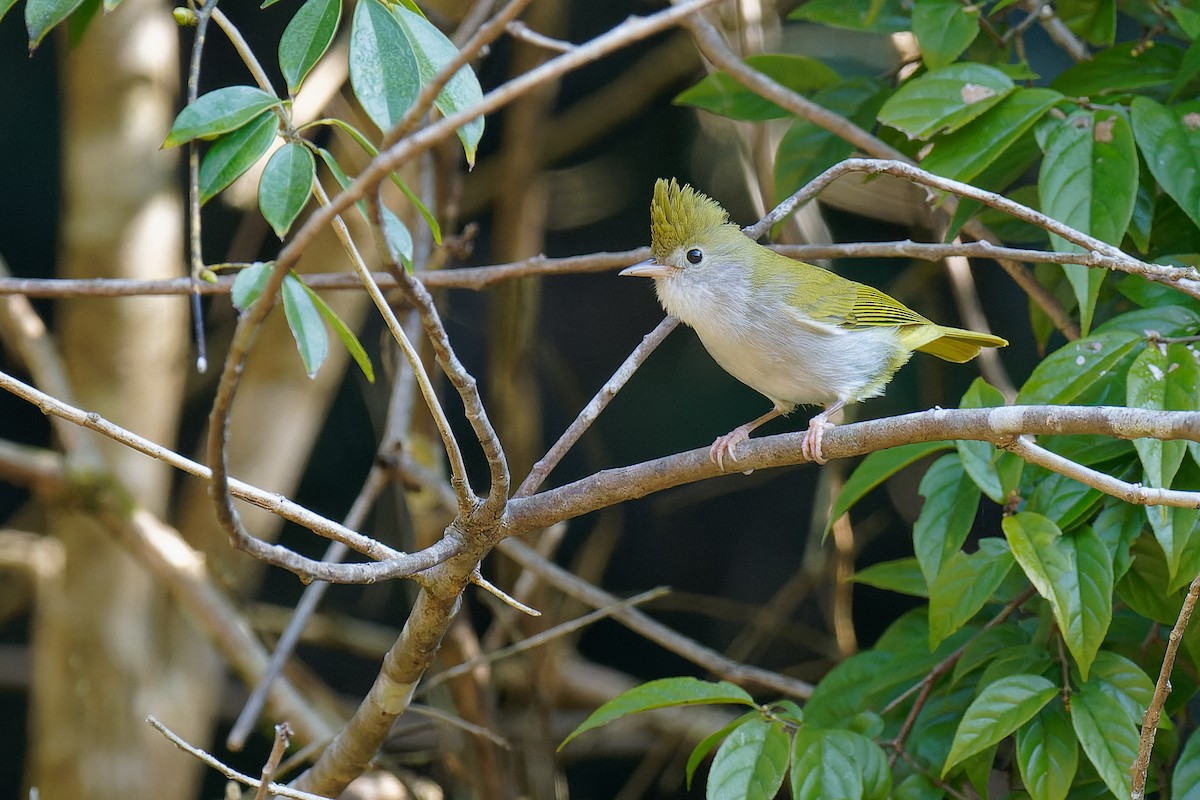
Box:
[941, 674, 1056, 775]
[675, 54, 839, 121]
[349, 0, 420, 133]
[1132, 96, 1200, 233]
[1117, 533, 1184, 623]
[790, 729, 865, 800]
[1038, 109, 1138, 334]
[231, 262, 272, 311]
[164, 86, 282, 148]
[787, 0, 909, 31]
[293, 276, 375, 383]
[199, 112, 280, 205]
[1171, 39, 1200, 101]
[1016, 329, 1142, 405]
[852, 557, 928, 597]
[952, 624, 1032, 685]
[25, 0, 84, 49]
[258, 142, 315, 238]
[559, 677, 756, 750]
[390, 4, 484, 165]
[707, 718, 790, 800]
[1092, 501, 1142, 580]
[774, 78, 889, 199]
[281, 274, 328, 378]
[912, 0, 979, 69]
[1173, 724, 1200, 799]
[309, 116, 441, 242]
[914, 454, 981, 584]
[1129, 342, 1199, 488]
[1070, 681, 1138, 799]
[921, 88, 1061, 183]
[1056, 0, 1114, 45]
[878, 63, 1014, 140]
[1003, 513, 1112, 679]
[1, 0, 19, 24]
[1015, 700, 1077, 800]
[1089, 650, 1154, 725]
[685, 712, 758, 790]
[928, 539, 1015, 649]
[829, 440, 952, 528]
[1051, 41, 1184, 97]
[279, 0, 341, 95]
[315, 146, 414, 266]
[1025, 469, 1103, 532]
[956, 378, 1009, 502]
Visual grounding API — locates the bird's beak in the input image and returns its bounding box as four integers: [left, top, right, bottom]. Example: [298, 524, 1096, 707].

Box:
[619, 258, 673, 279]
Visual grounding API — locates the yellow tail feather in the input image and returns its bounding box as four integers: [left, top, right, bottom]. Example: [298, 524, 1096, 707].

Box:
[916, 326, 1008, 363]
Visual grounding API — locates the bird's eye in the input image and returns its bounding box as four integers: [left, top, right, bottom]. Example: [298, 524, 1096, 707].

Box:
[686, 248, 703, 265]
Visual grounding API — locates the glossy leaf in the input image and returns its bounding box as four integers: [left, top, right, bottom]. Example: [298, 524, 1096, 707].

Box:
[26, 0, 84, 48]
[293, 277, 375, 383]
[281, 273, 328, 378]
[1117, 533, 1185, 623]
[1052, 42, 1183, 97]
[1003, 513, 1112, 678]
[852, 557, 928, 597]
[560, 677, 755, 750]
[1038, 109, 1138, 334]
[941, 674, 1056, 775]
[231, 262, 272, 311]
[686, 712, 761, 790]
[1173, 724, 1200, 799]
[1092, 501, 1142, 580]
[199, 112, 280, 205]
[787, 0, 909, 32]
[956, 378, 1009, 502]
[164, 86, 282, 148]
[315, 146, 414, 266]
[914, 454, 980, 584]
[676, 54, 839, 121]
[774, 78, 888, 199]
[928, 539, 1014, 649]
[1, 0, 19, 24]
[912, 0, 979, 69]
[258, 142, 315, 238]
[390, 4, 484, 164]
[349, 0, 420, 133]
[790, 729, 865, 800]
[952, 624, 1032, 685]
[1016, 329, 1142, 405]
[828, 440, 951, 529]
[1132, 96, 1200, 232]
[1070, 681, 1138, 799]
[279, 0, 341, 95]
[1015, 700, 1077, 800]
[1089, 650, 1154, 725]
[707, 719, 790, 800]
[921, 88, 1061, 182]
[1025, 468, 1103, 532]
[878, 63, 1014, 140]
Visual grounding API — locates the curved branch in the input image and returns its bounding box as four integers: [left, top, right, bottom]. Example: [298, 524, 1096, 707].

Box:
[503, 406, 1200, 534]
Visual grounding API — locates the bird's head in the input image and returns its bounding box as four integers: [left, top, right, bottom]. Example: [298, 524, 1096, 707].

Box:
[620, 178, 747, 284]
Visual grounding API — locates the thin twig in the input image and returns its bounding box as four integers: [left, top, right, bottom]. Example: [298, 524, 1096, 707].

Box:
[211, 9, 276, 97]
[1004, 436, 1200, 508]
[1132, 572, 1200, 798]
[421, 586, 670, 693]
[516, 316, 680, 496]
[506, 20, 576, 52]
[147, 717, 333, 800]
[253, 723, 293, 800]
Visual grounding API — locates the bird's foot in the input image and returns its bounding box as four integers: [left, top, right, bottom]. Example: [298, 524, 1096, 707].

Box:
[710, 425, 752, 471]
[801, 413, 834, 464]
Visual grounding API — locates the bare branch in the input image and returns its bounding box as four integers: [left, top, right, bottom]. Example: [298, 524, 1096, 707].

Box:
[147, 717, 334, 800]
[1005, 436, 1200, 509]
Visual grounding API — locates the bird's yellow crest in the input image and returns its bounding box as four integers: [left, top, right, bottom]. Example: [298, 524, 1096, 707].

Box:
[649, 178, 730, 262]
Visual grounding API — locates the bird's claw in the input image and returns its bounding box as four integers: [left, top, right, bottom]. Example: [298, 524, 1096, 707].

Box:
[801, 416, 833, 464]
[710, 426, 751, 471]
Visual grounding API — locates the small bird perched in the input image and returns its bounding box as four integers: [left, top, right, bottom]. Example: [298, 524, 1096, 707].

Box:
[621, 178, 1007, 466]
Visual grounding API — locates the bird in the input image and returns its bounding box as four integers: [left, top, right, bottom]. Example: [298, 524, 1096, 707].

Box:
[620, 178, 1007, 467]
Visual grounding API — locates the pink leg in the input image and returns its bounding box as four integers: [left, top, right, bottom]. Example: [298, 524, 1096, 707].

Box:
[801, 400, 845, 464]
[710, 408, 783, 470]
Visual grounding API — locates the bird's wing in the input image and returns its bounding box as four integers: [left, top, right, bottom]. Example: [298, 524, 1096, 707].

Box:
[790, 266, 930, 329]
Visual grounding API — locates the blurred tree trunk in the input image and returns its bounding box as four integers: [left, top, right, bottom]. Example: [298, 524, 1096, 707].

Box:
[27, 2, 202, 797]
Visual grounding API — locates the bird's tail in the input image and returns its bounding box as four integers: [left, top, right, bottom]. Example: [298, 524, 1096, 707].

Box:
[916, 325, 1008, 363]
